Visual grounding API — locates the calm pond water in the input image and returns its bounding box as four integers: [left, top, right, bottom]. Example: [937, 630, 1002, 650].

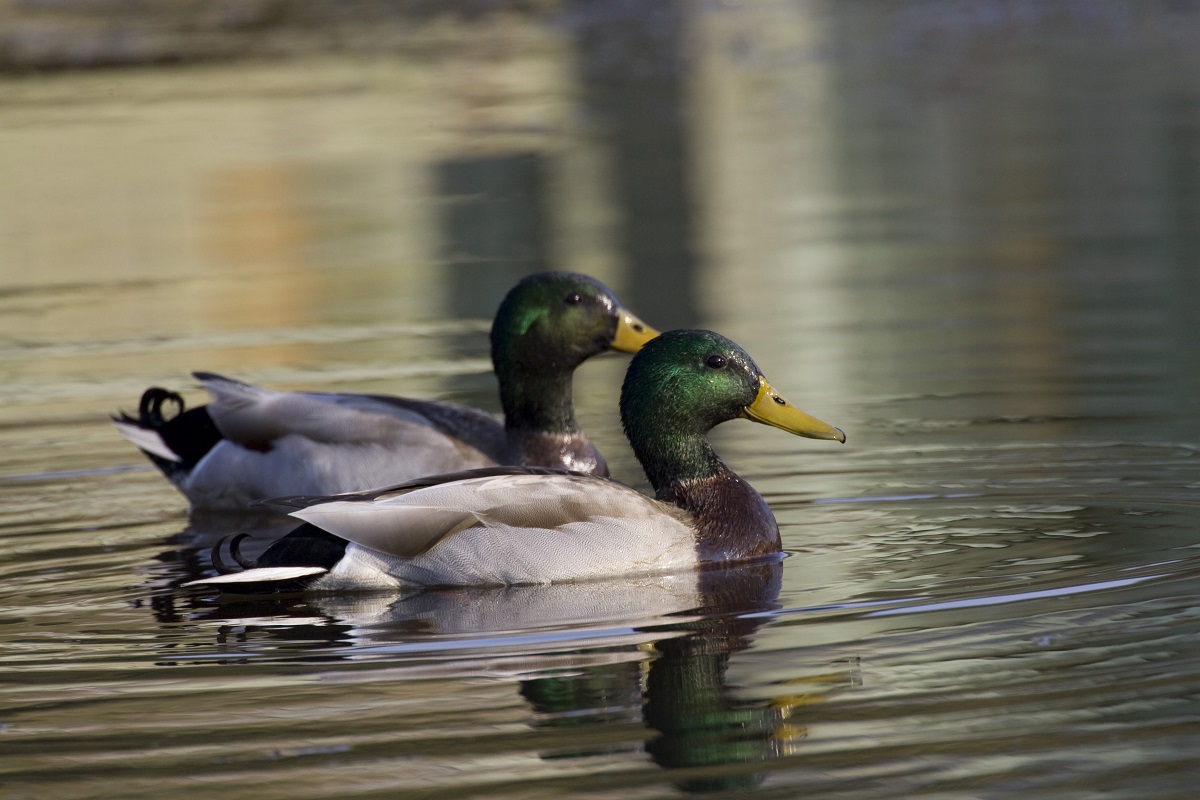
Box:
[3, 3, 1200, 798]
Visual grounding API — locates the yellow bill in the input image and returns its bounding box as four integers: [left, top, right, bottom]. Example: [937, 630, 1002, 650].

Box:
[610, 308, 660, 353]
[742, 375, 846, 442]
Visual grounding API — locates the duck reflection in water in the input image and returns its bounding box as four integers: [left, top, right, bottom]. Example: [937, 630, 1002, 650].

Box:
[179, 559, 858, 793]
[517, 561, 858, 793]
[137, 511, 299, 625]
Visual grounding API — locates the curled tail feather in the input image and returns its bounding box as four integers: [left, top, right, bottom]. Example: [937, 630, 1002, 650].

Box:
[113, 385, 223, 479]
[183, 526, 346, 594]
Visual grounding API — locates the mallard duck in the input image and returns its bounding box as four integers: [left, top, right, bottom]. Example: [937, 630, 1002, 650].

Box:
[186, 329, 845, 592]
[114, 272, 658, 510]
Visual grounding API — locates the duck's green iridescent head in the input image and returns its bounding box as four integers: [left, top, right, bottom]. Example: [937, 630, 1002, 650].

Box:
[490, 272, 658, 372]
[620, 329, 844, 485]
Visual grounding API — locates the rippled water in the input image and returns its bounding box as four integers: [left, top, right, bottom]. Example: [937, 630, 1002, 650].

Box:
[4, 3, 1200, 798]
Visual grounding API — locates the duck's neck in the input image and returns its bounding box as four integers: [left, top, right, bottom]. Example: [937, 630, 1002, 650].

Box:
[635, 429, 726, 493]
[497, 366, 580, 436]
[633, 430, 782, 563]
[498, 372, 608, 474]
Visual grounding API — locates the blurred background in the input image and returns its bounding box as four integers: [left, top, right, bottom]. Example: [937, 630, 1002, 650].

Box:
[4, 0, 1200, 476]
[4, 1, 1200, 458]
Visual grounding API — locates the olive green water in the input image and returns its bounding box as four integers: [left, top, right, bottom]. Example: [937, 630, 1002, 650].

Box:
[3, 3, 1200, 798]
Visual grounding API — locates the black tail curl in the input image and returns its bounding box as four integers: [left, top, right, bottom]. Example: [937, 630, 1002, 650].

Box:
[114, 384, 223, 473]
[138, 387, 187, 428]
[211, 533, 256, 574]
[113, 387, 183, 428]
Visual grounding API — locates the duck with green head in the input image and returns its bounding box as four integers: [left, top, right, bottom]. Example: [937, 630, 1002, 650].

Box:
[187, 329, 845, 592]
[113, 272, 658, 510]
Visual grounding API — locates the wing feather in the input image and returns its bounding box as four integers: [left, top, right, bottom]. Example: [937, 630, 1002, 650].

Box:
[266, 466, 575, 510]
[199, 374, 443, 448]
[291, 502, 483, 558]
[289, 472, 691, 564]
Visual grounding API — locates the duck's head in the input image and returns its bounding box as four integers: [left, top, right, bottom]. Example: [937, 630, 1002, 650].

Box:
[491, 272, 659, 373]
[621, 329, 844, 488]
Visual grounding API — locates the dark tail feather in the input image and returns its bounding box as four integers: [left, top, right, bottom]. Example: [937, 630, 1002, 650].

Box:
[182, 524, 348, 595]
[255, 524, 349, 571]
[211, 533, 256, 574]
[113, 385, 223, 478]
[139, 387, 186, 427]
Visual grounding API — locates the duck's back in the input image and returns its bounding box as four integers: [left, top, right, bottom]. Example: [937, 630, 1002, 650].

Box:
[286, 471, 701, 589]
[182, 382, 506, 507]
[116, 374, 617, 509]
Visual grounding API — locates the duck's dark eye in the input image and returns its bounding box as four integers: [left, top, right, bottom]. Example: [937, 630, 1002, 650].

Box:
[564, 292, 582, 305]
[705, 354, 727, 369]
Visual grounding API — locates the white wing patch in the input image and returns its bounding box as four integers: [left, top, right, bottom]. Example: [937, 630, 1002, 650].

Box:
[183, 567, 327, 587]
[113, 421, 182, 462]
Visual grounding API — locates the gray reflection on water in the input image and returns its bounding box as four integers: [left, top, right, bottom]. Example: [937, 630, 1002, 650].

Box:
[437, 153, 552, 319]
[566, 0, 702, 330]
[174, 559, 830, 794]
[808, 0, 1200, 438]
